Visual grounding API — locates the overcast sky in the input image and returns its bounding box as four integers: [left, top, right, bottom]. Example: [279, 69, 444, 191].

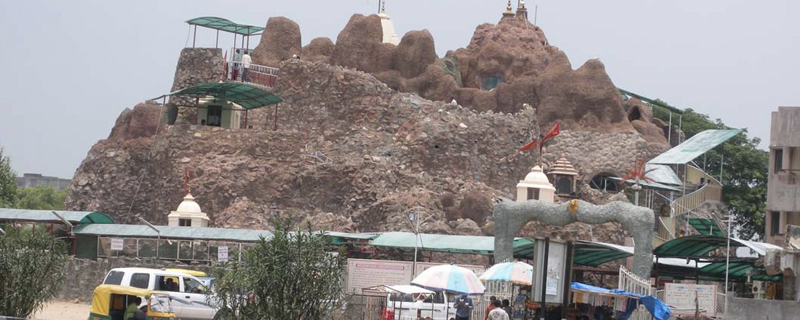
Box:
[1, 0, 797, 178]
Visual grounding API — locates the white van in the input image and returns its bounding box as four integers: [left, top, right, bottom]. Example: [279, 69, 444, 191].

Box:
[386, 290, 456, 320]
[102, 267, 217, 320]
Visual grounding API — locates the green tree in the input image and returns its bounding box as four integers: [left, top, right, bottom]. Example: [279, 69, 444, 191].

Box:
[0, 147, 17, 208]
[14, 186, 68, 210]
[0, 226, 68, 317]
[651, 106, 769, 239]
[212, 219, 347, 320]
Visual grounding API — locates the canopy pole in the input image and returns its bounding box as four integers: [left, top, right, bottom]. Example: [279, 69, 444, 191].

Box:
[244, 109, 248, 129]
[655, 256, 659, 289]
[668, 112, 673, 145]
[720, 154, 724, 184]
[215, 30, 219, 48]
[561, 241, 574, 320]
[193, 25, 197, 48]
[539, 237, 549, 320]
[246, 27, 250, 49]
[695, 259, 699, 284]
[195, 97, 200, 125]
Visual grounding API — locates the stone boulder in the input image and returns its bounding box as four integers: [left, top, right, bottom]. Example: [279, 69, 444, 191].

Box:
[329, 14, 394, 73]
[302, 37, 334, 62]
[107, 103, 163, 141]
[252, 16, 302, 66]
[394, 30, 438, 78]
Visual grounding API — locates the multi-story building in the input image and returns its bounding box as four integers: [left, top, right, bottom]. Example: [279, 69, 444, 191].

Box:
[15, 173, 71, 190]
[765, 107, 800, 246]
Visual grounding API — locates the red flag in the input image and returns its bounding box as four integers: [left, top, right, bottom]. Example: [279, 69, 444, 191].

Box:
[539, 122, 560, 152]
[518, 139, 538, 152]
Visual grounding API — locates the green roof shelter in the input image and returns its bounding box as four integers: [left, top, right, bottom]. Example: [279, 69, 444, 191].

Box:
[186, 16, 264, 49]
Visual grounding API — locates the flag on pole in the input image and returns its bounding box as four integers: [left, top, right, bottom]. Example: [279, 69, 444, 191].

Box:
[518, 139, 538, 152]
[539, 122, 560, 152]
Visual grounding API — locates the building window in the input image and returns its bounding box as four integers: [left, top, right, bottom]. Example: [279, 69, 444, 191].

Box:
[527, 188, 540, 200]
[770, 211, 781, 236]
[774, 148, 783, 173]
[179, 219, 192, 227]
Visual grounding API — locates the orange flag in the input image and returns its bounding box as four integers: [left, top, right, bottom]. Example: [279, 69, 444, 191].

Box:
[539, 122, 560, 152]
[518, 139, 538, 152]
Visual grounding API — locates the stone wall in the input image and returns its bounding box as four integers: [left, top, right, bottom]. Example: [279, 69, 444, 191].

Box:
[167, 48, 223, 123]
[58, 256, 213, 302]
[724, 296, 800, 320]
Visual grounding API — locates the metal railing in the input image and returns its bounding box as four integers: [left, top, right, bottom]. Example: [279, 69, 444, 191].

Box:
[97, 236, 250, 262]
[618, 265, 655, 297]
[657, 216, 675, 240]
[225, 60, 279, 88]
[672, 165, 722, 217]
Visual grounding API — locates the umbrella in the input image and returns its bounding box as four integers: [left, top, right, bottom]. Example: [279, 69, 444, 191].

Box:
[479, 261, 534, 285]
[412, 264, 486, 295]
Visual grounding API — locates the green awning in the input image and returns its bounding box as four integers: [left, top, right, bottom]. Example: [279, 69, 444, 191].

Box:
[323, 231, 378, 245]
[73, 224, 272, 242]
[157, 82, 282, 110]
[648, 129, 742, 165]
[689, 218, 726, 237]
[186, 17, 264, 36]
[368, 232, 535, 257]
[0, 208, 114, 225]
[573, 241, 633, 267]
[618, 88, 684, 114]
[700, 261, 782, 282]
[654, 235, 744, 258]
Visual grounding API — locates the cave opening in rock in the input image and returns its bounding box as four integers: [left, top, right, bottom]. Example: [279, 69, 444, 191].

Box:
[628, 106, 642, 122]
[590, 173, 619, 193]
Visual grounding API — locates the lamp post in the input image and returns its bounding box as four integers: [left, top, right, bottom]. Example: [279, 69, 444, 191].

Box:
[723, 214, 733, 315]
[139, 217, 161, 259]
[408, 212, 420, 280]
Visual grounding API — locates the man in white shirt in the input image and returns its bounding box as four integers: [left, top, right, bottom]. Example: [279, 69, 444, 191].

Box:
[241, 51, 252, 82]
[488, 300, 509, 320]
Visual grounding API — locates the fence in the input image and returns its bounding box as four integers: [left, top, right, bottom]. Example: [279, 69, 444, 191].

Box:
[672, 165, 722, 217]
[618, 265, 655, 297]
[225, 61, 279, 88]
[97, 236, 252, 262]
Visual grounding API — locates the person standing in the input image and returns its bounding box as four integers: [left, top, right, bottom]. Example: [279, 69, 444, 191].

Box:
[241, 51, 252, 82]
[454, 294, 474, 320]
[484, 296, 497, 320]
[501, 299, 512, 317]
[488, 300, 509, 320]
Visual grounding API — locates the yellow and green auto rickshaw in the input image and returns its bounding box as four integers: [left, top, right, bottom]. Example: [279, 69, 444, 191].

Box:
[88, 284, 175, 320]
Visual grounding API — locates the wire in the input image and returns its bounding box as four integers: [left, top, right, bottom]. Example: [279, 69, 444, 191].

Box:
[125, 102, 167, 223]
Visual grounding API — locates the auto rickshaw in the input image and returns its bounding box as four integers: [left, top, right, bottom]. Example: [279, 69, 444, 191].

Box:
[88, 284, 175, 320]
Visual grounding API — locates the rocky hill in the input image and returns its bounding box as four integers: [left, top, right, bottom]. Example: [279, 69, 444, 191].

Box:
[65, 13, 674, 245]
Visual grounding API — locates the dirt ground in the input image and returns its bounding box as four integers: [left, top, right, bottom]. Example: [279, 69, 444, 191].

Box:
[31, 300, 91, 320]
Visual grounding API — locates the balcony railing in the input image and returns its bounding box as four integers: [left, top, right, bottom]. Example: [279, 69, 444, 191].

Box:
[672, 165, 723, 217]
[224, 61, 279, 88]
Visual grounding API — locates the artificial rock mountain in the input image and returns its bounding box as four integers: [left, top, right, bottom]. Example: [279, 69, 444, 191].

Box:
[65, 13, 675, 244]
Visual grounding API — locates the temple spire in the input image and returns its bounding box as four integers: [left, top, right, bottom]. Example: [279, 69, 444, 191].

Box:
[502, 0, 515, 19]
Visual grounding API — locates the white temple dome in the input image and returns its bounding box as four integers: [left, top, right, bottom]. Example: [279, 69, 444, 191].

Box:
[517, 166, 555, 191]
[176, 193, 202, 213]
[378, 5, 401, 45]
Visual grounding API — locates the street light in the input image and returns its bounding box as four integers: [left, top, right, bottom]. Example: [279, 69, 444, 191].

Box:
[139, 217, 161, 258]
[723, 214, 733, 315]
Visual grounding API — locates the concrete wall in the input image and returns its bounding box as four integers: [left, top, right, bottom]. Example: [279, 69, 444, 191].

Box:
[766, 107, 800, 245]
[770, 107, 800, 148]
[16, 173, 71, 189]
[724, 296, 800, 320]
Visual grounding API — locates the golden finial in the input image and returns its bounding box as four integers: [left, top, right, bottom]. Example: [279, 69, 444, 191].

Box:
[506, 0, 513, 12]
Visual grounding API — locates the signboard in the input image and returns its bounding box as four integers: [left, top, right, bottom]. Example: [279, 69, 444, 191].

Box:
[218, 246, 229, 262]
[346, 259, 413, 294]
[533, 241, 567, 302]
[665, 283, 717, 316]
[110, 238, 124, 251]
[346, 258, 487, 294]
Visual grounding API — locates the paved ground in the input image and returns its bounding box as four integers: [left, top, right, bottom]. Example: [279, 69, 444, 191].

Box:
[31, 300, 90, 320]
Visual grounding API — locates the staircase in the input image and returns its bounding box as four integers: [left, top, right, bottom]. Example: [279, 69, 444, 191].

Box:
[653, 164, 723, 247]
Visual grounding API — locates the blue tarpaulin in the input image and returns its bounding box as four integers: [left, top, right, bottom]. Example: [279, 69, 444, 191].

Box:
[570, 282, 671, 320]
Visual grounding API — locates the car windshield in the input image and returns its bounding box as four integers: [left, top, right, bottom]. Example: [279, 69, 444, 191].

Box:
[150, 294, 173, 313]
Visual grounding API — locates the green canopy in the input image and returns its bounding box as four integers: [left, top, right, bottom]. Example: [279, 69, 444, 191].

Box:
[648, 129, 742, 165]
[689, 218, 726, 237]
[158, 82, 282, 110]
[186, 17, 264, 36]
[700, 261, 782, 282]
[0, 208, 114, 225]
[654, 234, 744, 258]
[368, 232, 535, 257]
[573, 240, 633, 267]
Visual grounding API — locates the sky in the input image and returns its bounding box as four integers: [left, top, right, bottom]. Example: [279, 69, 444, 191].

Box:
[0, 0, 798, 179]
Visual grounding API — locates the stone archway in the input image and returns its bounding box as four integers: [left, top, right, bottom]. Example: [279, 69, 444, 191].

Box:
[493, 198, 655, 278]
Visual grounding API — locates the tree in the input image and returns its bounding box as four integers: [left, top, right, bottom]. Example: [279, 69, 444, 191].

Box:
[14, 186, 68, 210]
[211, 219, 347, 320]
[650, 106, 769, 239]
[0, 147, 17, 208]
[0, 226, 68, 317]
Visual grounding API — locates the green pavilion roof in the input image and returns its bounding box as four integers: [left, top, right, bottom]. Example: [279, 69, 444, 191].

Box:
[0, 208, 114, 225]
[186, 17, 264, 36]
[74, 224, 272, 242]
[368, 232, 535, 257]
[157, 83, 282, 110]
[573, 241, 633, 267]
[648, 129, 742, 165]
[689, 218, 726, 237]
